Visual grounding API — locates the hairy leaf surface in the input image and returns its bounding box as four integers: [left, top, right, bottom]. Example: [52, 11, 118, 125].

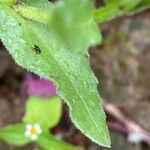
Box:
[0, 0, 110, 147]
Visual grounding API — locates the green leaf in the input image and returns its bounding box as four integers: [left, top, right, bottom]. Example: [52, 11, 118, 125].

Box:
[37, 132, 82, 150]
[127, 0, 150, 14]
[104, 0, 150, 13]
[50, 0, 101, 51]
[94, 4, 122, 23]
[23, 96, 62, 130]
[104, 0, 117, 3]
[22, 0, 53, 9]
[104, 0, 141, 6]
[95, 0, 148, 23]
[0, 124, 30, 145]
[0, 0, 110, 147]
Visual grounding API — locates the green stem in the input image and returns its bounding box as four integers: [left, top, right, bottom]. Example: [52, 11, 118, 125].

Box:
[15, 4, 119, 24]
[93, 4, 123, 24]
[14, 4, 123, 24]
[13, 5, 51, 24]
[94, 0, 142, 23]
[0, 0, 142, 24]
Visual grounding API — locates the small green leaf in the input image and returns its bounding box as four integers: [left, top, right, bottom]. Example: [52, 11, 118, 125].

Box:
[127, 0, 150, 14]
[0, 124, 30, 145]
[95, 0, 149, 23]
[50, 0, 101, 51]
[23, 96, 62, 130]
[104, 0, 141, 6]
[104, 0, 150, 13]
[94, 4, 122, 23]
[37, 132, 82, 150]
[104, 0, 117, 3]
[0, 0, 110, 147]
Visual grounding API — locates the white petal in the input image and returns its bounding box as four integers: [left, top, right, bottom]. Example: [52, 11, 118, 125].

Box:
[31, 134, 38, 141]
[26, 124, 32, 130]
[34, 123, 42, 134]
[128, 133, 144, 143]
[25, 130, 31, 137]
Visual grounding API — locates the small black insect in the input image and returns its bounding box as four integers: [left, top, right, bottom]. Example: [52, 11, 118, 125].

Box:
[33, 45, 41, 54]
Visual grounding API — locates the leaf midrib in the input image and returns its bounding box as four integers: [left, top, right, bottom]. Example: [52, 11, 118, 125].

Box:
[28, 22, 101, 137]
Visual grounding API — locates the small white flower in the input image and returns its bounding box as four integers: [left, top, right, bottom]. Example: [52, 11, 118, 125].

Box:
[128, 133, 144, 143]
[25, 123, 42, 140]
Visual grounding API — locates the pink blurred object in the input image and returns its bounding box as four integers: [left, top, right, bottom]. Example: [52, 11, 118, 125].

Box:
[22, 73, 150, 145]
[25, 73, 57, 97]
[104, 102, 150, 145]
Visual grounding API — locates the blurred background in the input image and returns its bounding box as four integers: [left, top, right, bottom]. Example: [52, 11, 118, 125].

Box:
[0, 0, 149, 150]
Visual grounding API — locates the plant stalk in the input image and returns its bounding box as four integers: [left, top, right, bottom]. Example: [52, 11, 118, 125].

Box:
[0, 0, 143, 24]
[13, 5, 51, 24]
[94, 0, 142, 23]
